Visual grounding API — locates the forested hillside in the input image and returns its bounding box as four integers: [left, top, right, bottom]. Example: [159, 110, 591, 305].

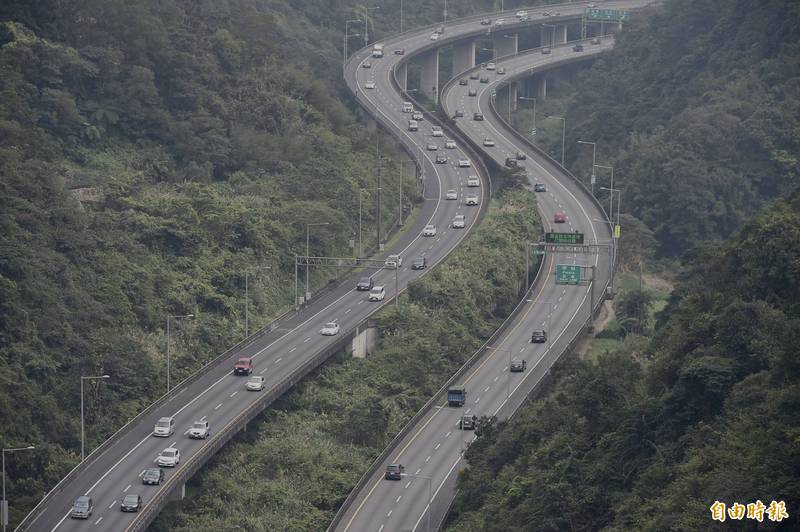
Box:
[446, 190, 800, 531]
[559, 0, 800, 256]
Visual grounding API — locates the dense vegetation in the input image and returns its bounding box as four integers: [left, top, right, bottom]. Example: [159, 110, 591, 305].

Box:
[446, 190, 800, 531]
[516, 0, 800, 257]
[151, 186, 539, 531]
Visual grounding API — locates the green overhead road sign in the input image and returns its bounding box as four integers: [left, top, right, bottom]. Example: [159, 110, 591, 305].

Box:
[586, 8, 630, 22]
[556, 264, 582, 285]
[546, 232, 584, 245]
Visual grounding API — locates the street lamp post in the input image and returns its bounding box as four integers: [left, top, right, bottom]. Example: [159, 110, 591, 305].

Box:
[546, 116, 566, 167]
[343, 19, 362, 70]
[2, 446, 34, 532]
[519, 96, 536, 138]
[364, 6, 380, 48]
[359, 188, 380, 257]
[596, 165, 615, 219]
[80, 375, 109, 461]
[245, 266, 271, 338]
[398, 159, 415, 226]
[306, 222, 330, 301]
[577, 140, 597, 194]
[166, 314, 194, 393]
[600, 186, 621, 288]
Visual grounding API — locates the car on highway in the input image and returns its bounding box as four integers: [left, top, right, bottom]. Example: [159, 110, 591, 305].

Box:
[483, 137, 495, 147]
[591, 37, 601, 45]
[431, 126, 443, 137]
[408, 119, 418, 131]
[246, 375, 265, 391]
[234, 356, 254, 376]
[480, 75, 489, 83]
[435, 24, 445, 34]
[422, 224, 437, 237]
[516, 10, 528, 18]
[319, 321, 340, 336]
[510, 359, 527, 372]
[142, 468, 165, 485]
[430, 33, 439, 41]
[473, 112, 484, 121]
[531, 330, 547, 343]
[356, 276, 374, 291]
[452, 214, 466, 228]
[402, 101, 414, 113]
[573, 43, 584, 52]
[480, 18, 491, 25]
[494, 18, 505, 26]
[486, 62, 496, 71]
[505, 157, 519, 168]
[465, 194, 479, 206]
[157, 447, 180, 467]
[459, 414, 477, 430]
[454, 109, 464, 118]
[436, 154, 447, 164]
[362, 61, 371, 68]
[120, 494, 142, 513]
[516, 151, 526, 160]
[554, 211, 567, 223]
[385, 463, 405, 480]
[153, 416, 175, 437]
[469, 72, 480, 80]
[446, 189, 458, 200]
[385, 254, 402, 267]
[364, 80, 375, 89]
[541, 47, 551, 54]
[497, 67, 505, 75]
[427, 143, 438, 151]
[368, 285, 386, 301]
[542, 11, 552, 16]
[412, 256, 427, 270]
[468, 88, 478, 97]
[394, 48, 405, 55]
[467, 175, 480, 187]
[459, 78, 468, 85]
[412, 112, 424, 121]
[445, 139, 456, 149]
[458, 158, 471, 167]
[188, 420, 210, 439]
[534, 183, 547, 192]
[70, 496, 93, 519]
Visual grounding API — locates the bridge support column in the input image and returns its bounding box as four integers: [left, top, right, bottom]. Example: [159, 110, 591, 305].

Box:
[396, 63, 407, 91]
[168, 483, 186, 502]
[509, 82, 518, 111]
[418, 48, 439, 104]
[555, 23, 568, 44]
[537, 77, 547, 100]
[493, 32, 518, 59]
[452, 40, 476, 76]
[351, 323, 378, 358]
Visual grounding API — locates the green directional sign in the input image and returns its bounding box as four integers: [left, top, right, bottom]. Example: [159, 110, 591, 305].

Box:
[556, 264, 582, 285]
[546, 232, 584, 245]
[586, 8, 630, 22]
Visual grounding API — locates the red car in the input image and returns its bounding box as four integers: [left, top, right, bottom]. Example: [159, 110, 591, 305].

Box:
[554, 212, 567, 223]
[233, 357, 254, 375]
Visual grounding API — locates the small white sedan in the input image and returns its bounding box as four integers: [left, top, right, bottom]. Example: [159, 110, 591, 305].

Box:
[320, 321, 340, 336]
[157, 447, 180, 467]
[246, 376, 265, 391]
[445, 139, 457, 149]
[364, 81, 376, 89]
[430, 33, 439, 41]
[458, 158, 471, 168]
[483, 137, 495, 147]
[486, 62, 496, 71]
[465, 194, 479, 206]
[467, 175, 480, 187]
[452, 215, 466, 228]
[422, 224, 437, 237]
[446, 189, 458, 200]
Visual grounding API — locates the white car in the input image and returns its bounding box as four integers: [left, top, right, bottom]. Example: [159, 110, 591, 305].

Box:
[368, 286, 386, 301]
[446, 189, 458, 200]
[467, 175, 480, 187]
[246, 376, 265, 391]
[412, 112, 424, 121]
[188, 420, 209, 439]
[483, 137, 495, 147]
[431, 126, 443, 137]
[320, 321, 340, 336]
[157, 447, 180, 467]
[452, 214, 466, 228]
[486, 62, 496, 71]
[445, 139, 456, 149]
[494, 18, 505, 26]
[516, 10, 528, 18]
[153, 417, 175, 437]
[422, 224, 437, 237]
[427, 143, 438, 151]
[465, 194, 479, 206]
[385, 254, 402, 267]
[458, 158, 471, 168]
[364, 81, 376, 89]
[430, 33, 439, 41]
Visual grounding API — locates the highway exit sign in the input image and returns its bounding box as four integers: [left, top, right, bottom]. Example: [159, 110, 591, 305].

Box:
[586, 8, 630, 22]
[545, 232, 584, 245]
[556, 264, 582, 285]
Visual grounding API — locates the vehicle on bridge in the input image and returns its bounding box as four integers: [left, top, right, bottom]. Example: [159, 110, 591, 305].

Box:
[246, 376, 265, 391]
[531, 330, 547, 343]
[234, 356, 254, 375]
[153, 416, 175, 437]
[385, 463, 405, 480]
[447, 386, 466, 406]
[120, 494, 142, 513]
[188, 420, 210, 439]
[459, 414, 477, 430]
[319, 321, 340, 336]
[371, 43, 384, 58]
[368, 286, 386, 301]
[70, 497, 93, 519]
[157, 447, 180, 467]
[142, 468, 164, 485]
[510, 359, 527, 372]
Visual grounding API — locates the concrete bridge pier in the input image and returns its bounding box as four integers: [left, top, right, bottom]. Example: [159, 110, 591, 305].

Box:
[452, 40, 476, 77]
[396, 63, 408, 91]
[555, 23, 568, 44]
[351, 324, 378, 358]
[538, 77, 548, 100]
[168, 483, 186, 502]
[418, 48, 440, 103]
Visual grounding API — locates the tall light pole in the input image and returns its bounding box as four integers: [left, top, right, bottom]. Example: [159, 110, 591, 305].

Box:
[359, 188, 380, 257]
[546, 116, 566, 167]
[364, 5, 380, 47]
[595, 164, 614, 219]
[166, 313, 194, 393]
[306, 222, 330, 300]
[577, 140, 597, 194]
[245, 266, 271, 338]
[400, 0, 404, 32]
[80, 375, 109, 461]
[398, 159, 415, 226]
[2, 446, 34, 532]
[343, 19, 361, 70]
[601, 186, 621, 288]
[443, 0, 448, 26]
[519, 96, 536, 137]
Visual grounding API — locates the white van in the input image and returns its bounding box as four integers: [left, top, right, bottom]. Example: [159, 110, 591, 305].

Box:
[402, 102, 414, 113]
[408, 120, 419, 131]
[153, 417, 175, 437]
[368, 286, 386, 301]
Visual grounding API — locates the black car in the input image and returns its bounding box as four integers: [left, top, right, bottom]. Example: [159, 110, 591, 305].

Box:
[534, 183, 547, 192]
[505, 157, 519, 168]
[510, 359, 527, 372]
[531, 330, 547, 343]
[480, 18, 491, 25]
[385, 463, 405, 480]
[468, 88, 477, 97]
[459, 414, 477, 430]
[516, 151, 526, 160]
[459, 78, 468, 86]
[394, 48, 405, 55]
[120, 494, 142, 512]
[412, 256, 427, 270]
[590, 37, 601, 45]
[473, 112, 484, 121]
[454, 109, 464, 118]
[573, 43, 584, 52]
[356, 277, 374, 291]
[436, 154, 447, 164]
[142, 468, 165, 485]
[469, 72, 480, 80]
[480, 76, 490, 84]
